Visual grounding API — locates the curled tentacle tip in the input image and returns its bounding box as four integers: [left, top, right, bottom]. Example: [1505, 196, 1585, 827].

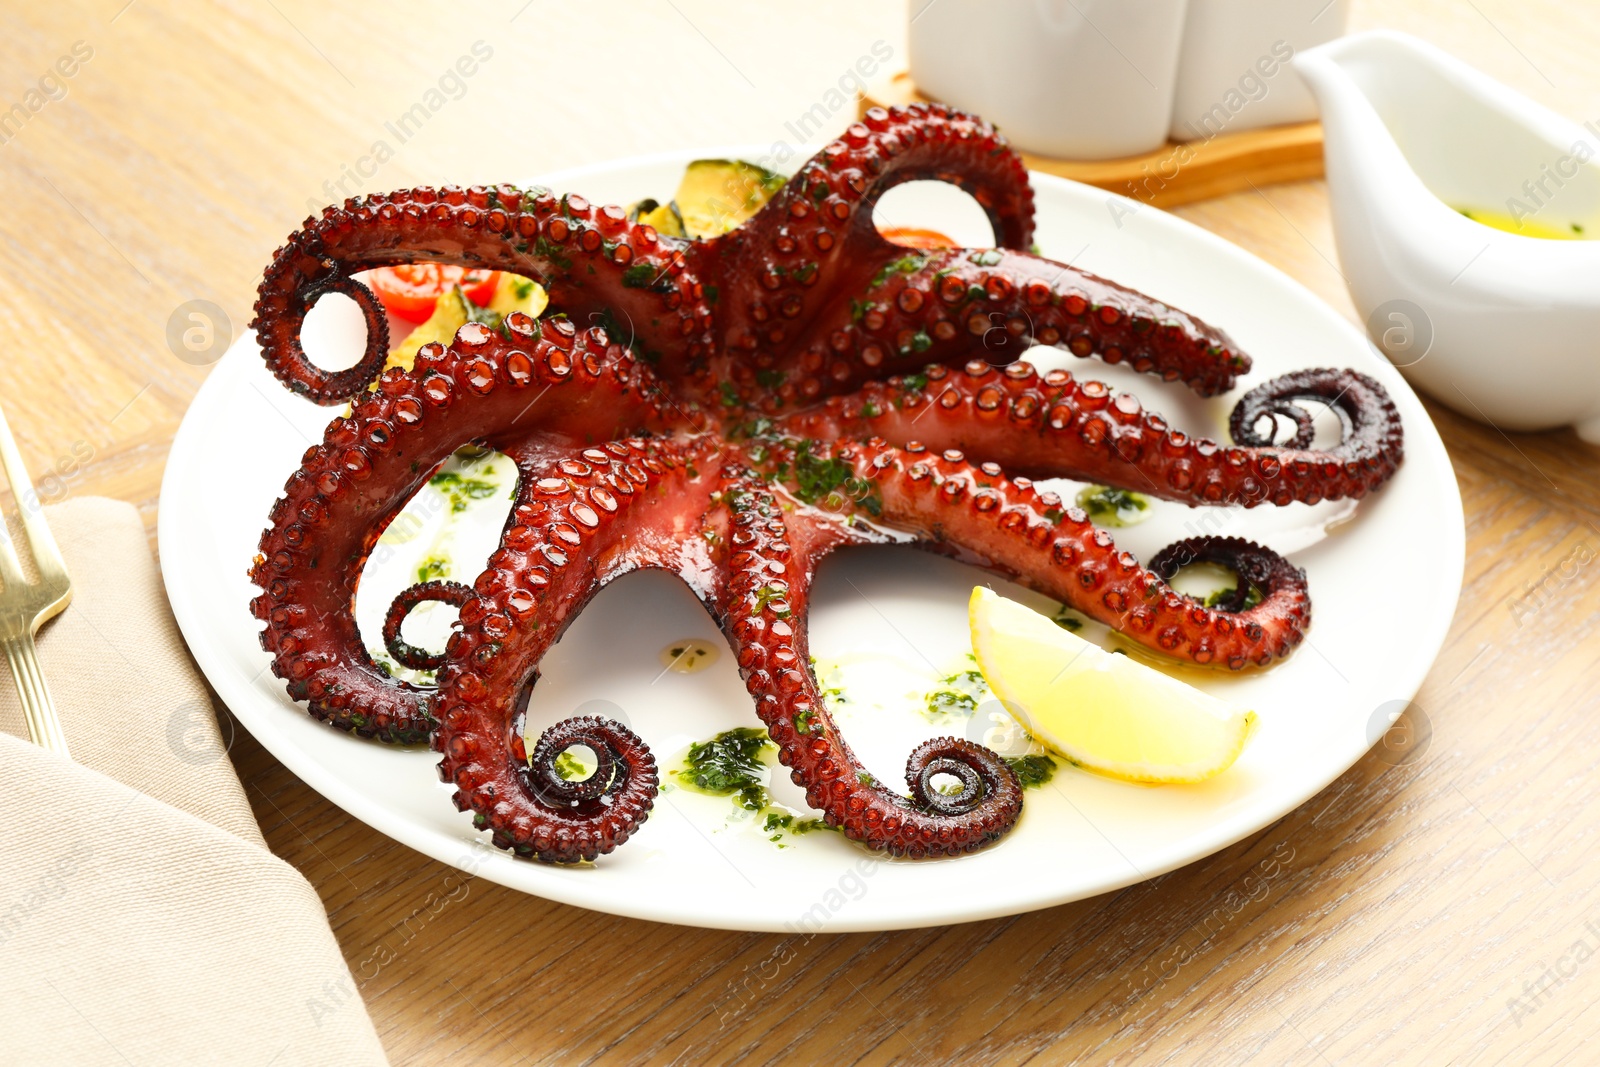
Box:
[519, 714, 658, 811]
[905, 737, 1022, 821]
[260, 270, 391, 404]
[1148, 536, 1308, 620]
[1229, 367, 1398, 451]
[382, 580, 474, 672]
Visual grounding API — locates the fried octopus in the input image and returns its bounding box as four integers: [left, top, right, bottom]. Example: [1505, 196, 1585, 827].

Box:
[248, 104, 1404, 863]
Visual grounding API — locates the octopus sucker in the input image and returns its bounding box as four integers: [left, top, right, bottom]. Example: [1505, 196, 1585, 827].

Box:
[246, 103, 1404, 863]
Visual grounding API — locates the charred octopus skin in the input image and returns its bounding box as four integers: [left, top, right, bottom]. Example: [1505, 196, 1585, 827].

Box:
[248, 104, 1404, 864]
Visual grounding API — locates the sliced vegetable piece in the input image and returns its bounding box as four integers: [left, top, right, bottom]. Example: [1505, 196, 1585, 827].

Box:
[484, 271, 549, 321]
[674, 159, 786, 239]
[878, 225, 957, 249]
[382, 286, 470, 376]
[368, 264, 499, 323]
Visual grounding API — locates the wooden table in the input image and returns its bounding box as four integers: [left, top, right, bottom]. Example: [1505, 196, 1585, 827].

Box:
[7, 1, 1598, 1062]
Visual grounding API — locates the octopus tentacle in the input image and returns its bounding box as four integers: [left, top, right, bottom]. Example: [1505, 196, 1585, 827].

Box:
[704, 102, 1035, 290]
[694, 103, 1035, 393]
[431, 436, 723, 862]
[714, 468, 1023, 856]
[757, 438, 1310, 668]
[382, 580, 474, 672]
[251, 185, 710, 403]
[249, 313, 680, 743]
[775, 360, 1402, 507]
[757, 247, 1246, 409]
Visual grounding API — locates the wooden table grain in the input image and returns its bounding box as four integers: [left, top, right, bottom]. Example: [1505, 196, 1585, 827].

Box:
[5, 1, 1598, 1063]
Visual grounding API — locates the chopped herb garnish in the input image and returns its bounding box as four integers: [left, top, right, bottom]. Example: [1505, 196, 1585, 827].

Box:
[869, 252, 928, 290]
[532, 235, 572, 270]
[552, 749, 591, 781]
[1205, 584, 1265, 610]
[734, 415, 777, 440]
[1076, 484, 1150, 527]
[1005, 753, 1056, 788]
[922, 668, 989, 723]
[429, 470, 501, 513]
[620, 262, 656, 289]
[752, 585, 792, 618]
[1053, 605, 1085, 632]
[675, 727, 773, 810]
[790, 441, 881, 515]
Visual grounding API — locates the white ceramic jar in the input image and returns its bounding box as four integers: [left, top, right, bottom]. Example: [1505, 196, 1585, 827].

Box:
[909, 0, 1192, 160]
[909, 0, 1350, 158]
[1169, 0, 1350, 142]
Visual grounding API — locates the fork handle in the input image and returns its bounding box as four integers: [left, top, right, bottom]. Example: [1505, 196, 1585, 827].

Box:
[4, 632, 69, 756]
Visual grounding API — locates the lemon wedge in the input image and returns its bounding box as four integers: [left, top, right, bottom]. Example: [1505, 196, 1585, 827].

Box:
[968, 587, 1256, 783]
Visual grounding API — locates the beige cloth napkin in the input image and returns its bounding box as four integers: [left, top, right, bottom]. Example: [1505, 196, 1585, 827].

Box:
[0, 497, 388, 1066]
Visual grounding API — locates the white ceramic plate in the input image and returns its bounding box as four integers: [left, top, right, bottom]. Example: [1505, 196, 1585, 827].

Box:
[159, 148, 1463, 932]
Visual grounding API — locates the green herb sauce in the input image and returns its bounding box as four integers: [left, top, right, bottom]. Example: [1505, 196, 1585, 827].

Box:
[416, 555, 450, 583]
[790, 442, 882, 516]
[553, 748, 594, 781]
[812, 657, 848, 707]
[429, 470, 502, 514]
[1005, 754, 1057, 788]
[761, 811, 836, 842]
[1076, 485, 1150, 527]
[1205, 584, 1265, 610]
[1052, 605, 1086, 632]
[922, 660, 989, 724]
[675, 727, 773, 811]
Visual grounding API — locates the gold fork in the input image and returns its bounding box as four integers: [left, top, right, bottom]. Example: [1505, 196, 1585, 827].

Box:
[0, 404, 72, 756]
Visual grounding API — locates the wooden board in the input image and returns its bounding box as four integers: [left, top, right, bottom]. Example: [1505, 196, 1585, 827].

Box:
[861, 70, 1324, 208]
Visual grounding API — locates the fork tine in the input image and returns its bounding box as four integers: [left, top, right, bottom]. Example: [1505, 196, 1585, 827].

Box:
[0, 496, 25, 594]
[0, 524, 24, 592]
[0, 402, 68, 586]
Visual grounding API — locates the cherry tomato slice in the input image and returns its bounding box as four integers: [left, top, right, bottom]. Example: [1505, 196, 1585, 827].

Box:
[369, 264, 501, 323]
[460, 268, 500, 307]
[878, 225, 957, 250]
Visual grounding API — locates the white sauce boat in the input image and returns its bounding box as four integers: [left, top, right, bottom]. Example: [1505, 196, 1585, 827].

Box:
[1296, 30, 1600, 440]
